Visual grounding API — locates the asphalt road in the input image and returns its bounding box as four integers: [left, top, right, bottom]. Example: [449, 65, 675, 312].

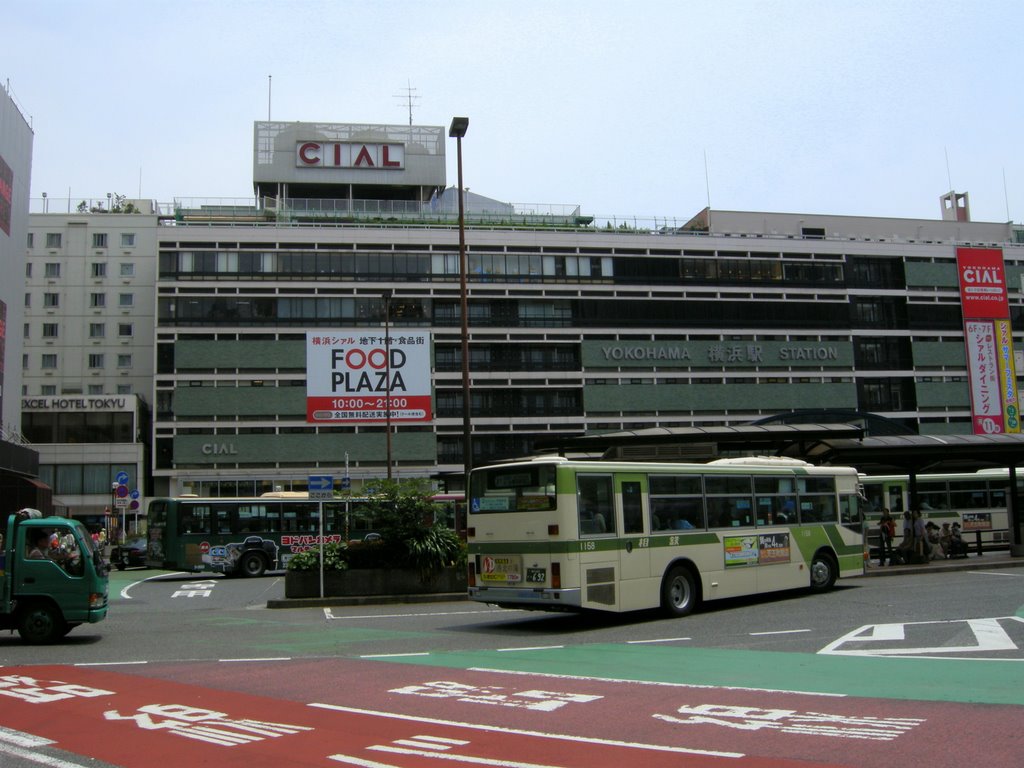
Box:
[1, 566, 1022, 768]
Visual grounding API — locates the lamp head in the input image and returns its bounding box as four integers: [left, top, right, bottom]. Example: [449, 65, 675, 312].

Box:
[448, 116, 469, 138]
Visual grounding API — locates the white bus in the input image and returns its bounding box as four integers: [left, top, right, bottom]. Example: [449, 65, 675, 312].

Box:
[466, 456, 864, 616]
[861, 468, 1016, 552]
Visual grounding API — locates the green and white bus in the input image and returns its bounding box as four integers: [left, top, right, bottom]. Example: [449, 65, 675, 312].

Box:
[466, 456, 864, 616]
[147, 490, 464, 577]
[145, 493, 383, 577]
[861, 468, 1016, 552]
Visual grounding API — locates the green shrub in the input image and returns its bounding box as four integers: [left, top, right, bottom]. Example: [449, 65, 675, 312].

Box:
[286, 542, 349, 572]
[343, 479, 467, 582]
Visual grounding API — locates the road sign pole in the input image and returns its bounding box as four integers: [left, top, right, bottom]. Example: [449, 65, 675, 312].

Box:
[319, 500, 324, 600]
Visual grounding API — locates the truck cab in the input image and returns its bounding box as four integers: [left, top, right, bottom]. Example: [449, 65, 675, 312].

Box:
[0, 509, 109, 643]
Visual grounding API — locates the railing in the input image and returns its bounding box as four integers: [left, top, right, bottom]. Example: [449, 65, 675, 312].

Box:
[25, 196, 1024, 248]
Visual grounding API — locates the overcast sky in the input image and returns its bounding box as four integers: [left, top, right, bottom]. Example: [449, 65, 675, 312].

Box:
[7, 0, 1023, 223]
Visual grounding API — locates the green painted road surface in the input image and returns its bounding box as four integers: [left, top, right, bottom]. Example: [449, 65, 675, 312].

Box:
[374, 642, 1024, 706]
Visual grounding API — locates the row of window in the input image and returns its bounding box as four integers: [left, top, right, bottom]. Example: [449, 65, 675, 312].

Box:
[574, 473, 850, 537]
[29, 292, 135, 309]
[30, 322, 135, 339]
[153, 251, 924, 290]
[29, 262, 136, 278]
[37, 462, 138, 493]
[30, 232, 137, 249]
[27, 353, 133, 369]
[30, 384, 134, 396]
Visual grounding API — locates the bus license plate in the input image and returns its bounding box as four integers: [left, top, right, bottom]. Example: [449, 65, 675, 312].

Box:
[526, 567, 546, 584]
[481, 555, 522, 583]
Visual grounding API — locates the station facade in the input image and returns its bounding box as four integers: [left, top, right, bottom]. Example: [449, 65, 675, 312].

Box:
[24, 119, 1024, 502]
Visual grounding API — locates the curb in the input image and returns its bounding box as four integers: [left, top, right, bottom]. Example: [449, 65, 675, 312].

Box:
[857, 554, 1024, 578]
[266, 592, 468, 609]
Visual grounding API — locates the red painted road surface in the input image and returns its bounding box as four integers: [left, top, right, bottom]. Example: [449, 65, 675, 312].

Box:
[0, 662, 1019, 768]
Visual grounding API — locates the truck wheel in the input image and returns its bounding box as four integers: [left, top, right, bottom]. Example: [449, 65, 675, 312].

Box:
[18, 604, 67, 645]
[661, 565, 698, 618]
[240, 552, 266, 578]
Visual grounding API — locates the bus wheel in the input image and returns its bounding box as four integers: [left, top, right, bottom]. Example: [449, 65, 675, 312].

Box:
[17, 603, 67, 644]
[809, 551, 838, 591]
[239, 552, 267, 578]
[661, 566, 697, 618]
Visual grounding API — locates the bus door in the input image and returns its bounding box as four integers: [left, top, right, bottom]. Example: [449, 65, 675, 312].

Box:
[616, 474, 651, 608]
[576, 474, 619, 611]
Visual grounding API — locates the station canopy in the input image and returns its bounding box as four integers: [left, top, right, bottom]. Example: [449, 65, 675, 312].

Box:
[533, 424, 1024, 476]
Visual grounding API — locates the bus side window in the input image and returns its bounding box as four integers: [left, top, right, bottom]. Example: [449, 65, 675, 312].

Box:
[622, 481, 643, 534]
[578, 475, 615, 536]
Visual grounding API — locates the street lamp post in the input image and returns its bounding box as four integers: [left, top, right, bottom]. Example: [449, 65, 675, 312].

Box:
[381, 289, 393, 480]
[448, 117, 471, 477]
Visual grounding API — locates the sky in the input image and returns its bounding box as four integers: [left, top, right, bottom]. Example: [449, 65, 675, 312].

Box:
[6, 0, 1023, 224]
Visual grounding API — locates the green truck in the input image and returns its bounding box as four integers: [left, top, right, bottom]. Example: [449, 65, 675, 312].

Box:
[0, 509, 109, 643]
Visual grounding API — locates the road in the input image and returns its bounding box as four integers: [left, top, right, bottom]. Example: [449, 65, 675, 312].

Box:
[0, 566, 1022, 768]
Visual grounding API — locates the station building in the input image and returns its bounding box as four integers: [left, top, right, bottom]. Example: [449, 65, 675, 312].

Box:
[24, 119, 1024, 502]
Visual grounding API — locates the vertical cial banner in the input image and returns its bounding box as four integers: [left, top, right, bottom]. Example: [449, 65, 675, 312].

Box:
[305, 331, 432, 423]
[0, 154, 12, 236]
[957, 247, 1019, 434]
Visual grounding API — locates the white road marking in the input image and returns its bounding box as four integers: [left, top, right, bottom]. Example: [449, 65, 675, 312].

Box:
[361, 653, 432, 659]
[119, 570, 191, 600]
[496, 646, 564, 652]
[311, 702, 743, 759]
[469, 667, 846, 697]
[749, 629, 812, 636]
[325, 608, 512, 621]
[626, 637, 692, 644]
[0, 727, 53, 748]
[820, 616, 1024, 657]
[0, 744, 92, 767]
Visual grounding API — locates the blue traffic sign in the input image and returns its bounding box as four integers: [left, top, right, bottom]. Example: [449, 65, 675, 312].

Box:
[115, 471, 130, 485]
[308, 475, 333, 492]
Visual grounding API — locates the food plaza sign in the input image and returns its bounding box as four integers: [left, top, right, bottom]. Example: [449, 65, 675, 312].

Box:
[295, 142, 405, 169]
[957, 247, 1019, 434]
[305, 331, 431, 423]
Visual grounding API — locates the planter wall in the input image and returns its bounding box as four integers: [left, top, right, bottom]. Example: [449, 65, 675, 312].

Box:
[285, 567, 467, 599]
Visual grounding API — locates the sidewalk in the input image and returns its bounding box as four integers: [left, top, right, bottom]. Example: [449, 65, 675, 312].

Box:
[859, 550, 1024, 578]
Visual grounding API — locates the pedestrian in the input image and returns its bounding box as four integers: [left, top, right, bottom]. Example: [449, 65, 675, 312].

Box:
[878, 508, 895, 566]
[912, 510, 929, 562]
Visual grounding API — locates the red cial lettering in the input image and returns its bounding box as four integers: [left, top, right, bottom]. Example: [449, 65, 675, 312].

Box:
[382, 145, 400, 167]
[354, 145, 374, 167]
[298, 142, 321, 165]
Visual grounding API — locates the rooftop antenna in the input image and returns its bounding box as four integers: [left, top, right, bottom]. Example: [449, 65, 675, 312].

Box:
[944, 146, 953, 192]
[267, 74, 272, 120]
[394, 80, 419, 126]
[703, 149, 712, 209]
[1003, 167, 1011, 222]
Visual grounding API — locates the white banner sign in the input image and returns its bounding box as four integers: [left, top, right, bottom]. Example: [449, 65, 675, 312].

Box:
[306, 331, 432, 423]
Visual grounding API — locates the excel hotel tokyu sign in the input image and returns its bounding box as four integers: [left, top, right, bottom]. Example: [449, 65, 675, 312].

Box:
[306, 332, 432, 423]
[957, 247, 1020, 434]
